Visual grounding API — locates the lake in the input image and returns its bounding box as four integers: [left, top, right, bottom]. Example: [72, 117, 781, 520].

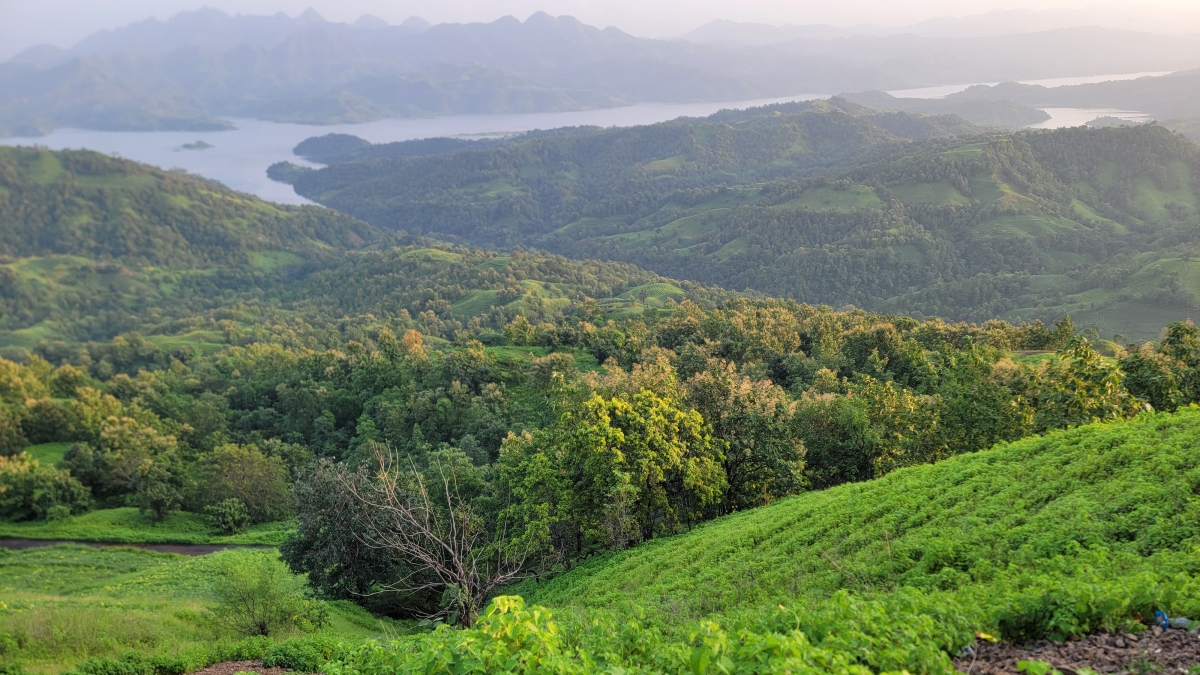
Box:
[0, 70, 1170, 205]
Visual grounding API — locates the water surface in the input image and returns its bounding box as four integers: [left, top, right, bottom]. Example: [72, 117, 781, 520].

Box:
[0, 70, 1171, 204]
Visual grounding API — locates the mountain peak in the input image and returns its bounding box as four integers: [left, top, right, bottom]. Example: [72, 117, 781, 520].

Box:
[295, 8, 326, 26]
[352, 15, 389, 30]
[399, 16, 432, 32]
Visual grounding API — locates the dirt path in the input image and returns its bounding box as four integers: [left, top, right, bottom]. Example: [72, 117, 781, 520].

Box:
[0, 537, 272, 555]
[954, 626, 1200, 674]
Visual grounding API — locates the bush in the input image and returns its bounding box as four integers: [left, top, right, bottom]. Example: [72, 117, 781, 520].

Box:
[205, 551, 329, 638]
[0, 453, 92, 521]
[45, 504, 71, 522]
[988, 550, 1185, 642]
[195, 445, 292, 524]
[263, 635, 341, 672]
[205, 498, 251, 534]
[72, 652, 187, 675]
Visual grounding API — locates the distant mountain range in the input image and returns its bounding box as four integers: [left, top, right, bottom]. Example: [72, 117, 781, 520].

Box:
[685, 21, 1200, 86]
[920, 69, 1200, 122]
[0, 9, 909, 136]
[5, 7, 1199, 139]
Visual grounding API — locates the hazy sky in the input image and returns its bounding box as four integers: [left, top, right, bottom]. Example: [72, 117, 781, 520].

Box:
[2, 0, 1199, 60]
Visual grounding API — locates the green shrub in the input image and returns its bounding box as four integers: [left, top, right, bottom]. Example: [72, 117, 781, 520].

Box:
[46, 504, 71, 522]
[209, 637, 273, 663]
[0, 452, 91, 521]
[205, 498, 251, 535]
[263, 635, 341, 672]
[205, 551, 330, 638]
[0, 663, 27, 675]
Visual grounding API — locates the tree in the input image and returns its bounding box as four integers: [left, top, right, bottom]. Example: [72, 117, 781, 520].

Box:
[281, 459, 440, 617]
[0, 406, 28, 456]
[501, 387, 726, 562]
[342, 442, 529, 626]
[195, 444, 292, 523]
[61, 414, 179, 503]
[1033, 337, 1144, 431]
[684, 360, 805, 511]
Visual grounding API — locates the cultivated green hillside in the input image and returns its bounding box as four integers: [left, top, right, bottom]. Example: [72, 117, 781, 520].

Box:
[288, 119, 1200, 340]
[518, 408, 1200, 623]
[318, 408, 1200, 674]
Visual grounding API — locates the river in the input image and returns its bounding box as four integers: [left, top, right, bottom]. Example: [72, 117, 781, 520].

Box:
[0, 70, 1170, 205]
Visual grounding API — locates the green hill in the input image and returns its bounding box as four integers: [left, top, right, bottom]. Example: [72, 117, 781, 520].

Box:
[0, 146, 377, 267]
[287, 117, 1200, 341]
[0, 147, 717, 355]
[324, 408, 1200, 674]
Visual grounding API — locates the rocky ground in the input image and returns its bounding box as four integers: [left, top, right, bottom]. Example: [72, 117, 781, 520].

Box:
[954, 627, 1200, 674]
[189, 660, 292, 675]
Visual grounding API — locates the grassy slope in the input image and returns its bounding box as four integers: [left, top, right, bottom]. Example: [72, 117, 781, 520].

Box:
[515, 408, 1200, 631]
[0, 546, 399, 674]
[0, 508, 292, 546]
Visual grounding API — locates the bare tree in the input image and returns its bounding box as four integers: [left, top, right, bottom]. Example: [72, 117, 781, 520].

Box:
[341, 441, 531, 626]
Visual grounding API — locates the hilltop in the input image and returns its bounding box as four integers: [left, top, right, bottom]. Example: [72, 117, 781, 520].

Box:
[284, 109, 1200, 340]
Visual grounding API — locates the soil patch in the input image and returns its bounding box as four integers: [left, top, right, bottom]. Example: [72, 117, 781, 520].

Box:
[189, 660, 291, 675]
[955, 627, 1200, 674]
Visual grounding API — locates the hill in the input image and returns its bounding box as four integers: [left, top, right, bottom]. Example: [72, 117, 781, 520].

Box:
[321, 408, 1200, 674]
[0, 145, 385, 352]
[943, 69, 1200, 122]
[0, 146, 376, 267]
[283, 111, 1200, 340]
[0, 146, 717, 355]
[839, 90, 1050, 129]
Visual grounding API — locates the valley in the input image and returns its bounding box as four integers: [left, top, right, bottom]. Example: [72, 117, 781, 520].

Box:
[4, 5, 1200, 675]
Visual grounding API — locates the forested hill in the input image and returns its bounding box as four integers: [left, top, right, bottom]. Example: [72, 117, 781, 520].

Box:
[279, 98, 978, 243]
[0, 146, 720, 356]
[284, 117, 1200, 340]
[0, 146, 379, 268]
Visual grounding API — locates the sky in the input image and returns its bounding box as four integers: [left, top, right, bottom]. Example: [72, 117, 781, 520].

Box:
[2, 0, 1199, 60]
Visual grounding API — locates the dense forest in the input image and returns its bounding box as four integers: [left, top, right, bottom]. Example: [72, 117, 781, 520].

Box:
[281, 103, 1200, 340]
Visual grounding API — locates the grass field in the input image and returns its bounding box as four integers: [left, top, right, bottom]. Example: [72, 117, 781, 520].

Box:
[0, 508, 293, 546]
[22, 443, 71, 467]
[0, 546, 402, 675]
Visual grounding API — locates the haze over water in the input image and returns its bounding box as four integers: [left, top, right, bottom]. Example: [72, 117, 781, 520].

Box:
[0, 71, 1168, 205]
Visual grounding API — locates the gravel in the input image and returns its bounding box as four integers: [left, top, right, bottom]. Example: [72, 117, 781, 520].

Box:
[954, 627, 1200, 674]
